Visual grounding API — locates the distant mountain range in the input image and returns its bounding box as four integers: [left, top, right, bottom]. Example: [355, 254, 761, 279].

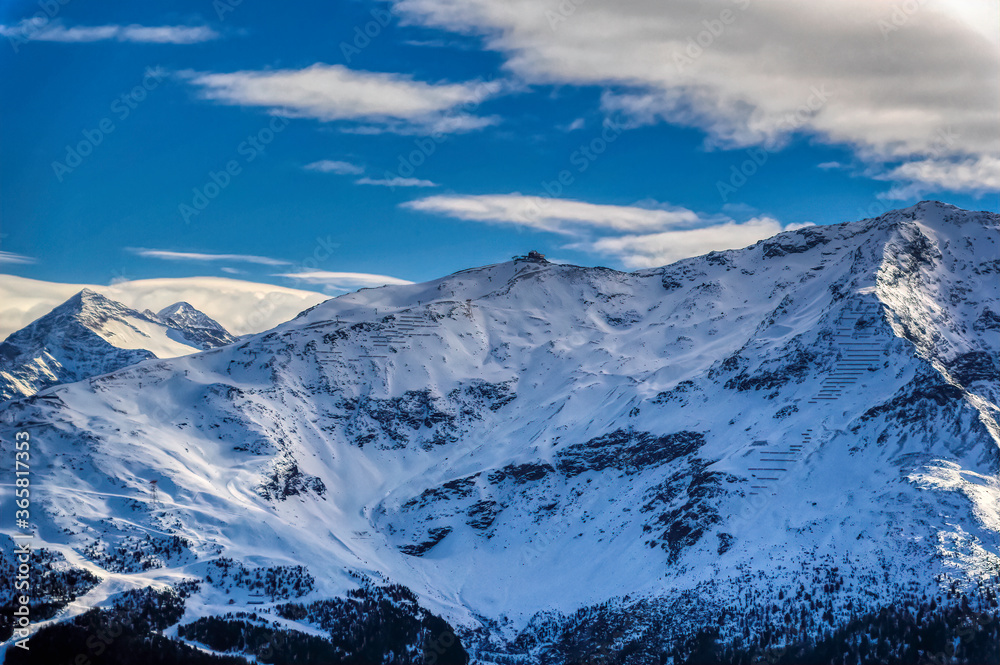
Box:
[0, 275, 328, 341]
[0, 289, 237, 401]
[0, 202, 997, 664]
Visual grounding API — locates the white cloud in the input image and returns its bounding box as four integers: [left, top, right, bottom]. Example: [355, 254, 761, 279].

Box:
[588, 217, 793, 268]
[404, 194, 701, 234]
[128, 248, 291, 266]
[355, 177, 438, 188]
[404, 192, 807, 267]
[0, 251, 36, 265]
[185, 63, 499, 134]
[817, 161, 843, 170]
[0, 21, 218, 44]
[304, 160, 365, 175]
[878, 155, 1000, 200]
[392, 0, 999, 192]
[301, 161, 439, 187]
[338, 113, 500, 136]
[115, 25, 219, 43]
[275, 271, 414, 291]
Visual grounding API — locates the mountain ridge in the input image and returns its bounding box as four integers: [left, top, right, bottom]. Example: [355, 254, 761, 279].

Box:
[0, 201, 997, 663]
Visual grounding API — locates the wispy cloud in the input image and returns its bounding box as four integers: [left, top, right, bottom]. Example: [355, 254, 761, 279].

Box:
[303, 161, 439, 188]
[405, 193, 807, 268]
[586, 218, 810, 268]
[0, 21, 219, 44]
[304, 160, 365, 175]
[404, 194, 701, 234]
[128, 248, 291, 266]
[303, 160, 438, 188]
[275, 271, 414, 291]
[355, 177, 438, 188]
[184, 63, 499, 134]
[0, 251, 36, 265]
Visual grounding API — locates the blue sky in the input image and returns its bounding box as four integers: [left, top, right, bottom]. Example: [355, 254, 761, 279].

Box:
[2, 0, 997, 293]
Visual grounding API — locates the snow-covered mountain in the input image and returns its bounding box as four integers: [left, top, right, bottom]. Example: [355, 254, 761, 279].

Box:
[1, 202, 997, 663]
[0, 275, 329, 341]
[0, 290, 237, 401]
[153, 301, 238, 349]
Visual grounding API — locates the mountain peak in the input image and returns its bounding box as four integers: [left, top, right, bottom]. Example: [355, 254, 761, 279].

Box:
[157, 300, 196, 318]
[876, 199, 994, 228]
[67, 287, 113, 307]
[54, 288, 135, 322]
[156, 301, 227, 332]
